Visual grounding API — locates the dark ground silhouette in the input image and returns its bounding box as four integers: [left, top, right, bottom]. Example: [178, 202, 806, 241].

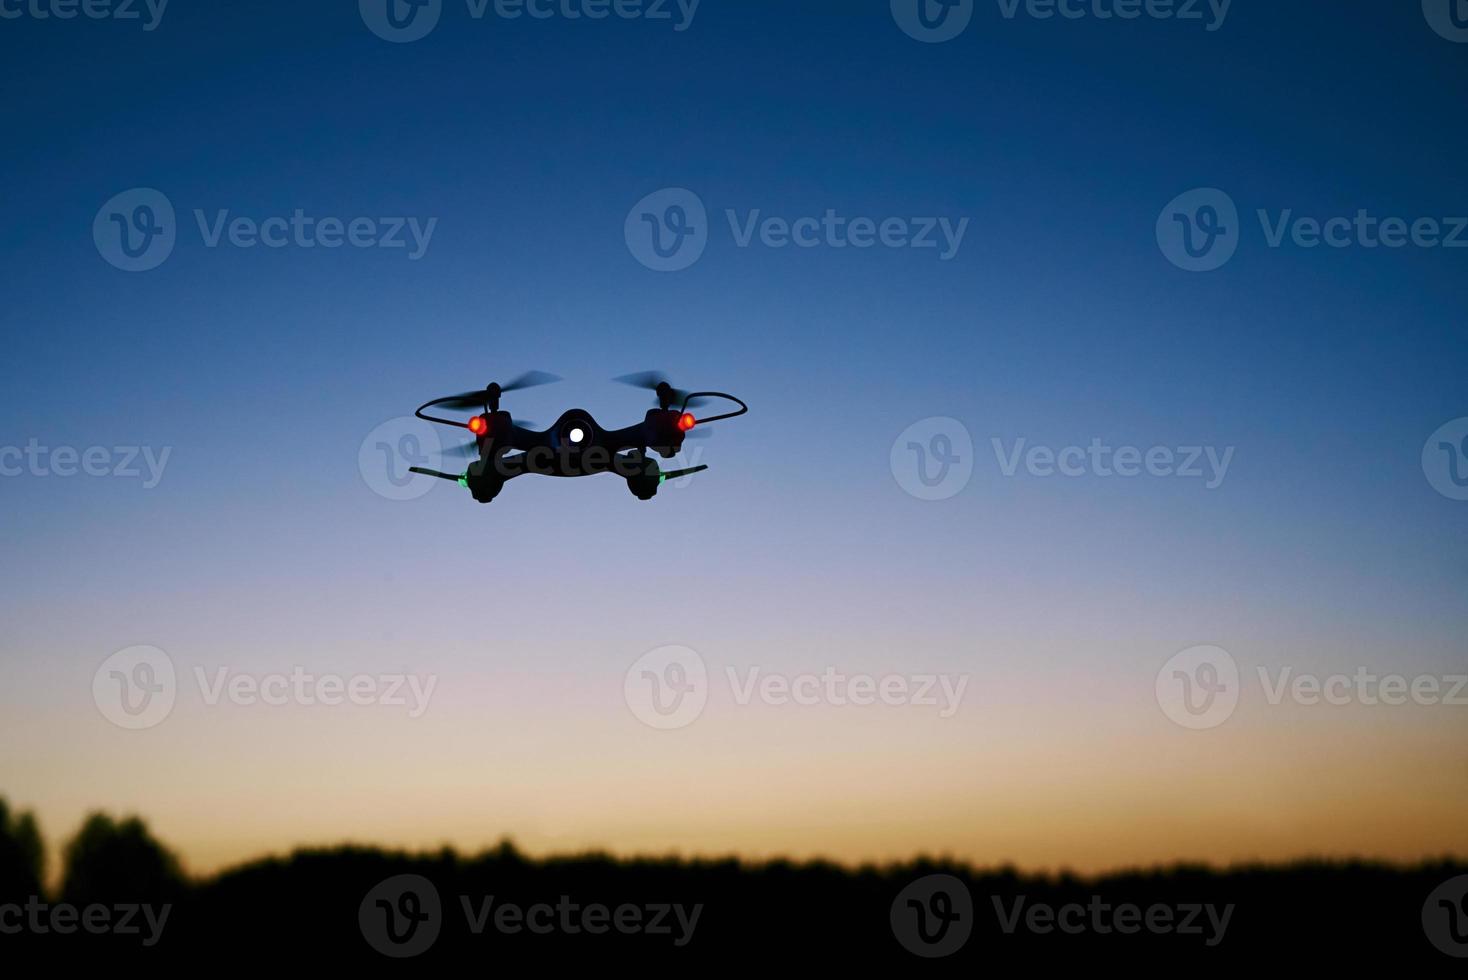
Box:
[1, 796, 1464, 967]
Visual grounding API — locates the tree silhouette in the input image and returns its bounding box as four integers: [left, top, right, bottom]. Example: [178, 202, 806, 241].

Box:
[60, 813, 185, 906]
[0, 792, 1458, 967]
[0, 797, 44, 901]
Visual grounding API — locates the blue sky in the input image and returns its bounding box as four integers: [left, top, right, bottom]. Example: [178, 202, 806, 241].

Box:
[0, 2, 1465, 872]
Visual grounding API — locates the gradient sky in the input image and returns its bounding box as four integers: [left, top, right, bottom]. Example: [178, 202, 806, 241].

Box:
[1, 2, 1465, 879]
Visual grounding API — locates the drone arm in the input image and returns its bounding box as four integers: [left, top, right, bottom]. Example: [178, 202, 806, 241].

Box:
[680, 391, 748, 425]
[602, 423, 652, 453]
[659, 465, 708, 482]
[414, 398, 473, 431]
[408, 467, 466, 485]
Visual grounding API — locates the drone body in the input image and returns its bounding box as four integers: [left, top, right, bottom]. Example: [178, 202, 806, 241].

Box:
[408, 372, 747, 503]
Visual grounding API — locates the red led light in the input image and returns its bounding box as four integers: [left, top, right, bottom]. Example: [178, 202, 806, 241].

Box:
[678, 413, 696, 432]
[468, 416, 489, 435]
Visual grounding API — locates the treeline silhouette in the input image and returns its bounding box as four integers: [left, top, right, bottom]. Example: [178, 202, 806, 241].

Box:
[0, 795, 1460, 967]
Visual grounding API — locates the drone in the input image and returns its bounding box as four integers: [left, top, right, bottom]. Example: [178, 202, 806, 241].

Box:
[408, 371, 748, 503]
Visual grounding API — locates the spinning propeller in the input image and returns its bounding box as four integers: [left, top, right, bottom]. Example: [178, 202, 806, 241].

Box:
[614, 371, 716, 438]
[614, 371, 717, 410]
[423, 371, 558, 456]
[432, 371, 562, 411]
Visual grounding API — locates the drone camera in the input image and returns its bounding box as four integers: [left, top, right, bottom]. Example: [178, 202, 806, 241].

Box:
[554, 411, 597, 452]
